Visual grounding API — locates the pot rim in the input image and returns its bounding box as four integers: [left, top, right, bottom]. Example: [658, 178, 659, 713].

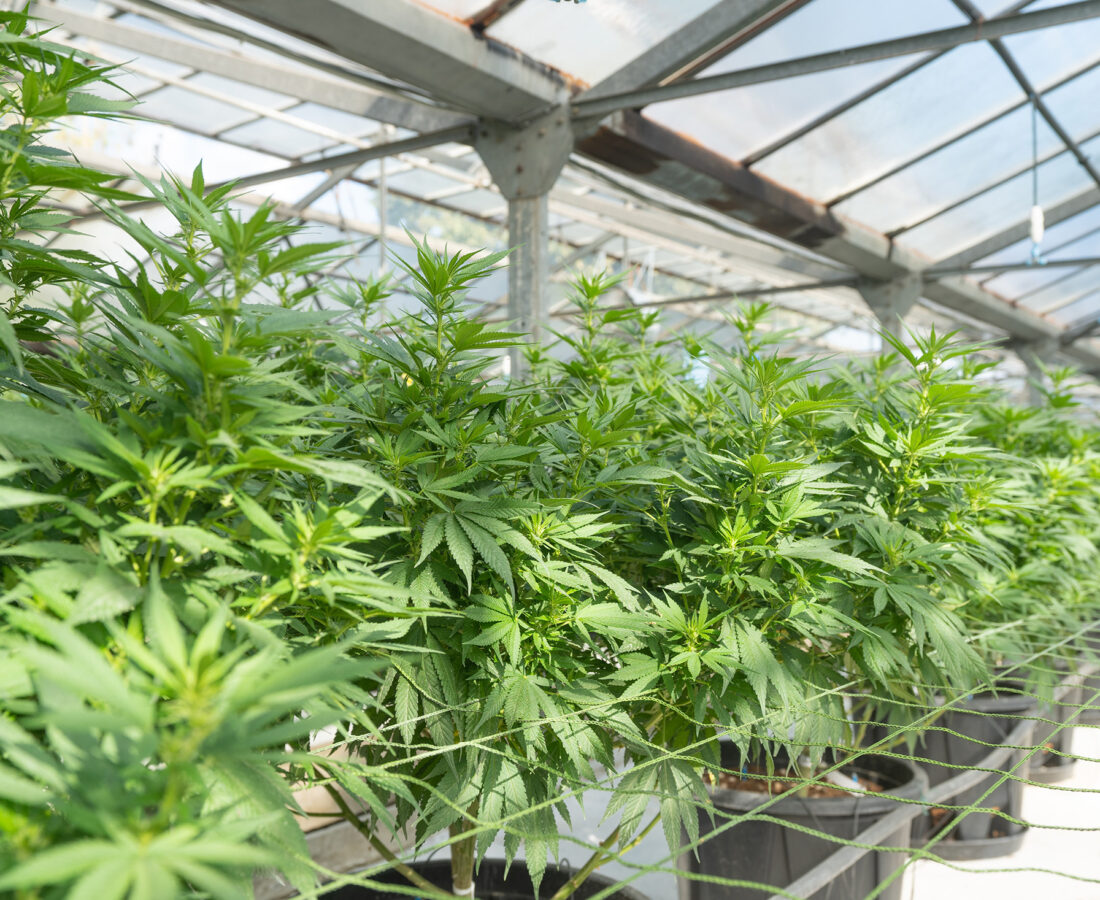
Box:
[706, 751, 928, 818]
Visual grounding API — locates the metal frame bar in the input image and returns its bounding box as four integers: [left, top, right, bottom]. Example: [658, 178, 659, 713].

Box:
[570, 1, 1100, 120]
[925, 256, 1100, 278]
[205, 0, 567, 122]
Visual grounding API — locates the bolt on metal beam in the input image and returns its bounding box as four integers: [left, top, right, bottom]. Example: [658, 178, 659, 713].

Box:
[570, 0, 1100, 120]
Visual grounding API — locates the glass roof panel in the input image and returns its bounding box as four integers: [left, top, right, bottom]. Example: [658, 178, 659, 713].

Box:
[68, 35, 192, 79]
[832, 104, 1061, 233]
[184, 72, 296, 111]
[99, 69, 161, 102]
[647, 0, 966, 163]
[899, 145, 1096, 259]
[1049, 289, 1100, 323]
[1014, 265, 1100, 311]
[488, 0, 721, 84]
[385, 168, 465, 197]
[1038, 65, 1100, 141]
[1000, 0, 1100, 88]
[647, 60, 913, 163]
[754, 43, 1025, 201]
[983, 230, 1100, 296]
[218, 118, 337, 158]
[283, 103, 380, 138]
[706, 0, 966, 68]
[973, 204, 1100, 265]
[1024, 269, 1100, 316]
[444, 190, 507, 216]
[137, 85, 257, 134]
[981, 266, 1078, 300]
[311, 180, 380, 222]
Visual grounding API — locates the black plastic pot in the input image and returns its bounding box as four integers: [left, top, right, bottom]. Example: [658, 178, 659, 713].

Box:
[317, 859, 649, 900]
[1029, 675, 1082, 784]
[681, 749, 927, 900]
[1076, 625, 1100, 726]
[913, 684, 1036, 853]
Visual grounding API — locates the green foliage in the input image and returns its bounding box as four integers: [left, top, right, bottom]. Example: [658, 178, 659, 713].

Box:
[4, 11, 1100, 900]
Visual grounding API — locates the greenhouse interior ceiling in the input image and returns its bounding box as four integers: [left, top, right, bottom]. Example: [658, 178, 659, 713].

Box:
[25, 0, 1100, 390]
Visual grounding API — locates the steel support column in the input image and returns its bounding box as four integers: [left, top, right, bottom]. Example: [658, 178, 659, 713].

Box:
[1016, 339, 1056, 405]
[858, 274, 922, 341]
[506, 195, 549, 348]
[476, 110, 573, 376]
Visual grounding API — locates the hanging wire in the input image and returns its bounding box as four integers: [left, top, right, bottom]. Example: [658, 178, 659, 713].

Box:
[1029, 97, 1046, 265]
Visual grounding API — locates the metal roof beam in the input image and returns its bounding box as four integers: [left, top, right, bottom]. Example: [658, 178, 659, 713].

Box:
[580, 0, 805, 101]
[32, 1, 471, 134]
[926, 257, 1100, 278]
[571, 0, 1100, 120]
[204, 0, 568, 122]
[578, 111, 1100, 369]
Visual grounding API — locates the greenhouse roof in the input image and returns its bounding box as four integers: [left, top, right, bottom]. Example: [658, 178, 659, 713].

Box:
[29, 0, 1100, 374]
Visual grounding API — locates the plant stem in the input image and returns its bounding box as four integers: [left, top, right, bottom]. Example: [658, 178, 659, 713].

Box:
[546, 824, 622, 900]
[449, 809, 477, 898]
[322, 783, 453, 899]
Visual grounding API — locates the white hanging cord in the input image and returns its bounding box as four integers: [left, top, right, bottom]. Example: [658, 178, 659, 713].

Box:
[1029, 98, 1045, 264]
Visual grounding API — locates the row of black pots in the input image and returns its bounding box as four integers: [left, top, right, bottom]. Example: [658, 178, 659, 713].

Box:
[320, 860, 647, 900]
[310, 751, 926, 900]
[903, 685, 1035, 857]
[682, 749, 925, 900]
[312, 649, 1099, 900]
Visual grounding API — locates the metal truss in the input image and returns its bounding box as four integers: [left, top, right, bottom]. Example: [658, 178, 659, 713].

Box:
[32, 0, 1100, 374]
